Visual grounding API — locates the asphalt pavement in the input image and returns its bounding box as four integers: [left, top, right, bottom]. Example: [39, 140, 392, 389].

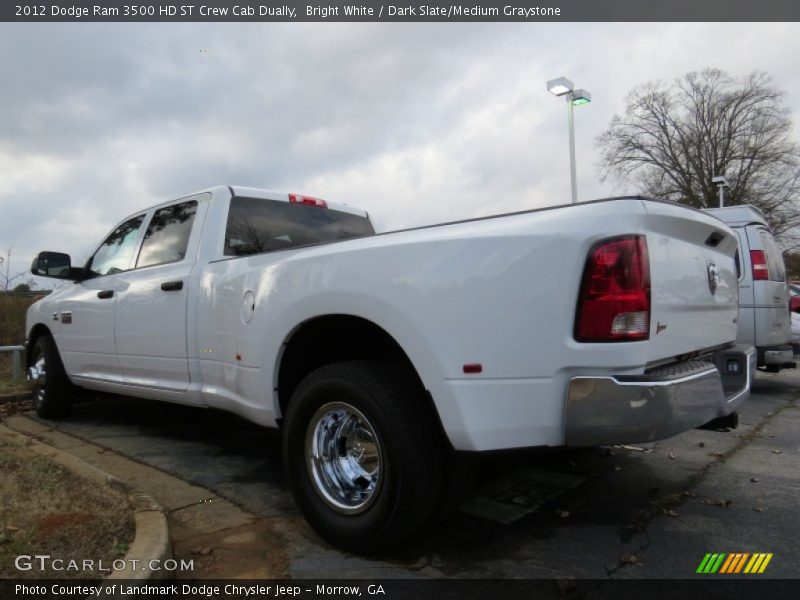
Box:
[10, 369, 799, 580]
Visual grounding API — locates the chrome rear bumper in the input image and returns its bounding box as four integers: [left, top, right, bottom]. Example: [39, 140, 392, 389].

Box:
[565, 345, 755, 447]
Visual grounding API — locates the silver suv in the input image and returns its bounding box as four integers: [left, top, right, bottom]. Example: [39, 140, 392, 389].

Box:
[706, 205, 795, 372]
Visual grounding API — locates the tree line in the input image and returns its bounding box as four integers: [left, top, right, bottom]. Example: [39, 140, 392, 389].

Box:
[596, 68, 800, 260]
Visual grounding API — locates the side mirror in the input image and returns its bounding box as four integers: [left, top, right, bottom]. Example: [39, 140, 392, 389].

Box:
[31, 251, 81, 280]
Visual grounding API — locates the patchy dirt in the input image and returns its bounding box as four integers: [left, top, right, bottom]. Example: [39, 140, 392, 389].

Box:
[0, 387, 32, 420]
[0, 433, 134, 579]
[36, 512, 98, 538]
[172, 519, 291, 579]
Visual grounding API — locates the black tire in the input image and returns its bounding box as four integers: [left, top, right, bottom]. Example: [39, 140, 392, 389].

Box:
[282, 360, 444, 552]
[29, 334, 73, 419]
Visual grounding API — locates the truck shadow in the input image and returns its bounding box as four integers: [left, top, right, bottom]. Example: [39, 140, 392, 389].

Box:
[30, 376, 790, 576]
[33, 395, 686, 570]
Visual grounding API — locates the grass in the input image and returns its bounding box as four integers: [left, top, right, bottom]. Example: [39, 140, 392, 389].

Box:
[0, 293, 34, 346]
[0, 380, 31, 421]
[0, 294, 135, 577]
[0, 295, 134, 577]
[0, 434, 134, 579]
[0, 379, 29, 396]
[0, 293, 37, 389]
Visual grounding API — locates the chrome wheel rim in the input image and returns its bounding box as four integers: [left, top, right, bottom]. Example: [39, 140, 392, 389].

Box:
[28, 351, 47, 407]
[305, 402, 383, 514]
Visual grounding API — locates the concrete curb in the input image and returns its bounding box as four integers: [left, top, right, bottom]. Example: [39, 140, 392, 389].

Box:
[107, 493, 171, 581]
[0, 424, 171, 582]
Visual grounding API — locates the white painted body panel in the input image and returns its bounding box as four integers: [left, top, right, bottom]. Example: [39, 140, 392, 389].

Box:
[56, 274, 125, 382]
[27, 189, 741, 451]
[641, 202, 738, 362]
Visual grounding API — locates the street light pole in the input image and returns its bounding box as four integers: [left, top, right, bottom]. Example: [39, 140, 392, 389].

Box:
[547, 77, 591, 205]
[566, 96, 577, 204]
[712, 175, 728, 208]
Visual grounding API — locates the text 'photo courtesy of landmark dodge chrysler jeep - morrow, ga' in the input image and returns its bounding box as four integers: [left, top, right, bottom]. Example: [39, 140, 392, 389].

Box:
[26, 186, 754, 550]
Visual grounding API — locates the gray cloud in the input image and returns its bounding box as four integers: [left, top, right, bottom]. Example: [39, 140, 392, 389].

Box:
[1, 22, 799, 285]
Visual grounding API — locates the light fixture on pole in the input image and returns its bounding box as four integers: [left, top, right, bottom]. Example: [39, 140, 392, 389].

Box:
[712, 175, 729, 208]
[547, 77, 591, 204]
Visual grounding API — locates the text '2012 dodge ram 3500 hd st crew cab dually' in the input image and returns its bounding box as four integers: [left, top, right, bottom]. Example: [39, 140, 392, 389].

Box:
[26, 186, 754, 550]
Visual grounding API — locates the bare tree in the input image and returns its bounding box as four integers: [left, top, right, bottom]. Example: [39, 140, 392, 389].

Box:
[0, 247, 29, 291]
[597, 69, 800, 249]
[785, 252, 800, 279]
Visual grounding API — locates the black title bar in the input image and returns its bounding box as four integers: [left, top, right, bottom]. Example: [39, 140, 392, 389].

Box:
[4, 579, 800, 600]
[3, 0, 800, 22]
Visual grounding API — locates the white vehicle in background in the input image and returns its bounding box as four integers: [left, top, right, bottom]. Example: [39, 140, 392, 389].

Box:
[705, 205, 795, 372]
[26, 188, 753, 550]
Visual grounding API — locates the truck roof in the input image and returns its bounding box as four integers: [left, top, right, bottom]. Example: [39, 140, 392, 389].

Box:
[704, 204, 768, 227]
[229, 186, 369, 218]
[136, 185, 369, 220]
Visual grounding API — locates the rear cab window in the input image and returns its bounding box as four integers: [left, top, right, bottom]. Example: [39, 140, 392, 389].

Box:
[224, 196, 374, 257]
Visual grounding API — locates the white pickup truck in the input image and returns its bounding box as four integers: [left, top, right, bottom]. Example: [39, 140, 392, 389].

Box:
[26, 186, 754, 550]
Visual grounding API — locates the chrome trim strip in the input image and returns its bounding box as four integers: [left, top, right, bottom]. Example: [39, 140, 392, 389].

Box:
[570, 367, 717, 388]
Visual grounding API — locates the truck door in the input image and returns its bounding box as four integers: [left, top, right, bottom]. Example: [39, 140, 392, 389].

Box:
[114, 197, 206, 394]
[57, 214, 146, 383]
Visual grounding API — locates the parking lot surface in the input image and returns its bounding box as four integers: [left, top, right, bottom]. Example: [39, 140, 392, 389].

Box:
[14, 370, 800, 580]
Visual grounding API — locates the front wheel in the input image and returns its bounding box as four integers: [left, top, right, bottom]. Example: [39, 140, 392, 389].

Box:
[282, 361, 444, 552]
[29, 334, 73, 419]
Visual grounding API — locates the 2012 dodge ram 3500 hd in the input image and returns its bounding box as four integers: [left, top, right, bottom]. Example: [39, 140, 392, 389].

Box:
[26, 186, 754, 550]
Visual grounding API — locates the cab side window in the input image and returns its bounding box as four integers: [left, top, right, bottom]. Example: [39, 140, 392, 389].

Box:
[87, 215, 145, 278]
[136, 201, 198, 269]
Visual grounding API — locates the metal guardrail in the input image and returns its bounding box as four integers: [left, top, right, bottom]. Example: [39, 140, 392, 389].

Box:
[0, 345, 25, 381]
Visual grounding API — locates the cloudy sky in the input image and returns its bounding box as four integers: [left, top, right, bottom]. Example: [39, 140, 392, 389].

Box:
[1, 21, 799, 285]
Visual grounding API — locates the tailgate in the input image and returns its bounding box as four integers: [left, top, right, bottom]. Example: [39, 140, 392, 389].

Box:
[644, 202, 739, 364]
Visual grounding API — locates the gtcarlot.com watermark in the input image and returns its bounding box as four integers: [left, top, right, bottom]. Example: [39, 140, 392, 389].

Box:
[14, 554, 194, 573]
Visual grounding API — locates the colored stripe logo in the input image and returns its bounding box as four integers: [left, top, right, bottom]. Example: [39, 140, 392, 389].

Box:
[696, 553, 773, 574]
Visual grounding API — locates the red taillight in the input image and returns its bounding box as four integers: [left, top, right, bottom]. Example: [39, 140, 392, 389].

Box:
[750, 250, 769, 281]
[575, 235, 651, 342]
[289, 193, 327, 208]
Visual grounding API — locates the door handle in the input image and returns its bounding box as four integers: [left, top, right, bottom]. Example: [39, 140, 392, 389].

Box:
[161, 280, 184, 292]
[97, 290, 114, 299]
